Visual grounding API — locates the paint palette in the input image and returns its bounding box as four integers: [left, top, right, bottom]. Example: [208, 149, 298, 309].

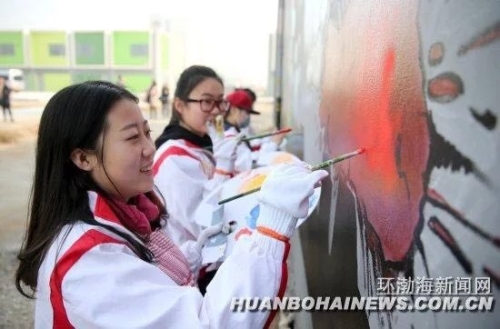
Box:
[198, 165, 321, 264]
[255, 151, 301, 167]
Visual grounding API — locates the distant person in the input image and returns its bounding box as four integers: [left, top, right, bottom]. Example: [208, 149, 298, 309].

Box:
[146, 80, 158, 119]
[116, 75, 125, 88]
[238, 87, 285, 153]
[239, 88, 257, 135]
[223, 89, 260, 172]
[159, 84, 170, 118]
[14, 80, 328, 327]
[224, 89, 288, 172]
[0, 77, 14, 122]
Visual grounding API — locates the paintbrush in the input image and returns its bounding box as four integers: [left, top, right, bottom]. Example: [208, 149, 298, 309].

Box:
[203, 127, 293, 150]
[218, 147, 366, 205]
[240, 128, 292, 142]
[215, 114, 224, 137]
[309, 147, 366, 170]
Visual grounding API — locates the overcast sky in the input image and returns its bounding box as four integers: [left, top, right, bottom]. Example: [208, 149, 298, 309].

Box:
[0, 0, 278, 88]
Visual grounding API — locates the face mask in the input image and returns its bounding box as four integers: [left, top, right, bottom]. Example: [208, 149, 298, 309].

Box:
[240, 116, 250, 128]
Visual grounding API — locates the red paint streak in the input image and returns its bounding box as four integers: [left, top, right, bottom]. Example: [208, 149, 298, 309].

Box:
[483, 266, 500, 288]
[428, 217, 456, 246]
[427, 188, 500, 248]
[459, 22, 500, 55]
[363, 49, 399, 192]
[427, 188, 465, 218]
[428, 42, 444, 66]
[428, 216, 472, 273]
[428, 72, 464, 103]
[319, 2, 429, 262]
[235, 227, 253, 240]
[427, 188, 447, 204]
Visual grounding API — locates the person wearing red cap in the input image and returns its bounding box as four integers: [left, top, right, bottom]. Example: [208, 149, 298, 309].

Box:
[223, 89, 286, 173]
[223, 89, 260, 173]
[237, 88, 286, 154]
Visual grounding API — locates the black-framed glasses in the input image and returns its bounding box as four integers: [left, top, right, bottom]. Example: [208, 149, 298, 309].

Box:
[186, 98, 229, 113]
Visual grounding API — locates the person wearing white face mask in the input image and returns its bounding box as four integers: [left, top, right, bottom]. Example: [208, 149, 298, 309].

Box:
[221, 89, 258, 173]
[223, 89, 287, 173]
[15, 80, 330, 328]
[238, 88, 287, 153]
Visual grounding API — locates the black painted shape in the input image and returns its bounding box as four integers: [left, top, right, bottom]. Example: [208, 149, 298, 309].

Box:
[470, 107, 497, 130]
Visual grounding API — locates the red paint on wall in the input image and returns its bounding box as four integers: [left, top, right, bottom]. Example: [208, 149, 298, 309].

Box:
[458, 21, 500, 55]
[358, 49, 399, 190]
[428, 72, 464, 103]
[319, 1, 429, 262]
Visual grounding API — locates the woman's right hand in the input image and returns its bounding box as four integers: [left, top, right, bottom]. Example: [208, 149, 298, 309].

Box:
[213, 134, 242, 174]
[256, 162, 329, 240]
[270, 130, 286, 145]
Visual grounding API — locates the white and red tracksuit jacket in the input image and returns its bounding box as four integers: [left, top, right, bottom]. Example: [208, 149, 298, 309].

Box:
[152, 139, 230, 271]
[224, 126, 279, 174]
[35, 191, 289, 328]
[238, 126, 280, 154]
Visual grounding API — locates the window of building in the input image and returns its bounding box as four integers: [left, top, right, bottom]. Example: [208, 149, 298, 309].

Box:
[0, 44, 15, 56]
[76, 44, 94, 58]
[130, 44, 148, 57]
[49, 44, 66, 56]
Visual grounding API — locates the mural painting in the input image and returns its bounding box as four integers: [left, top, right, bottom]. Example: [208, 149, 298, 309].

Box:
[281, 0, 499, 327]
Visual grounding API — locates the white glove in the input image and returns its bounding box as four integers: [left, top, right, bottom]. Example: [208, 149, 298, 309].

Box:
[194, 223, 224, 252]
[256, 162, 329, 239]
[213, 134, 242, 173]
[186, 223, 224, 273]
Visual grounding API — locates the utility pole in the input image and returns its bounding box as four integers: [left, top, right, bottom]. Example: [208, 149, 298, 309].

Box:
[273, 0, 285, 129]
[151, 17, 163, 91]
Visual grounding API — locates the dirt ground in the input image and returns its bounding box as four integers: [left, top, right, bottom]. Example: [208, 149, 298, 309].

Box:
[0, 100, 280, 328]
[0, 112, 38, 328]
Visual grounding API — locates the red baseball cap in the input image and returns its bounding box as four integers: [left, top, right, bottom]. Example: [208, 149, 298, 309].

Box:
[226, 90, 260, 115]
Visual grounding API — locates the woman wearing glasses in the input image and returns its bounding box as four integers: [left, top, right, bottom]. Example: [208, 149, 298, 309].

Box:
[153, 65, 240, 293]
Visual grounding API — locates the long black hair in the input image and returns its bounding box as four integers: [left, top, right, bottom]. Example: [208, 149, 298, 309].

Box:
[15, 81, 158, 298]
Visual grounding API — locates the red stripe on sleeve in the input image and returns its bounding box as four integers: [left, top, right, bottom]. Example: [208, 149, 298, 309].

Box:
[153, 146, 199, 176]
[49, 229, 125, 328]
[263, 241, 290, 329]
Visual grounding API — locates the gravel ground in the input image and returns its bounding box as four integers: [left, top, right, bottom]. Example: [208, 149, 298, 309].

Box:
[0, 115, 37, 328]
[0, 249, 34, 329]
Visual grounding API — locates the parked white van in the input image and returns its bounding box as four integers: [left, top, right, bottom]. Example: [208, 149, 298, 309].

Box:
[0, 68, 25, 91]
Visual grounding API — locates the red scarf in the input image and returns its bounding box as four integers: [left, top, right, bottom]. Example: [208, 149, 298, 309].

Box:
[111, 194, 196, 286]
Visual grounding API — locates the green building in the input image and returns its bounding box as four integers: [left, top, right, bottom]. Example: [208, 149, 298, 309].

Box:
[0, 29, 170, 93]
